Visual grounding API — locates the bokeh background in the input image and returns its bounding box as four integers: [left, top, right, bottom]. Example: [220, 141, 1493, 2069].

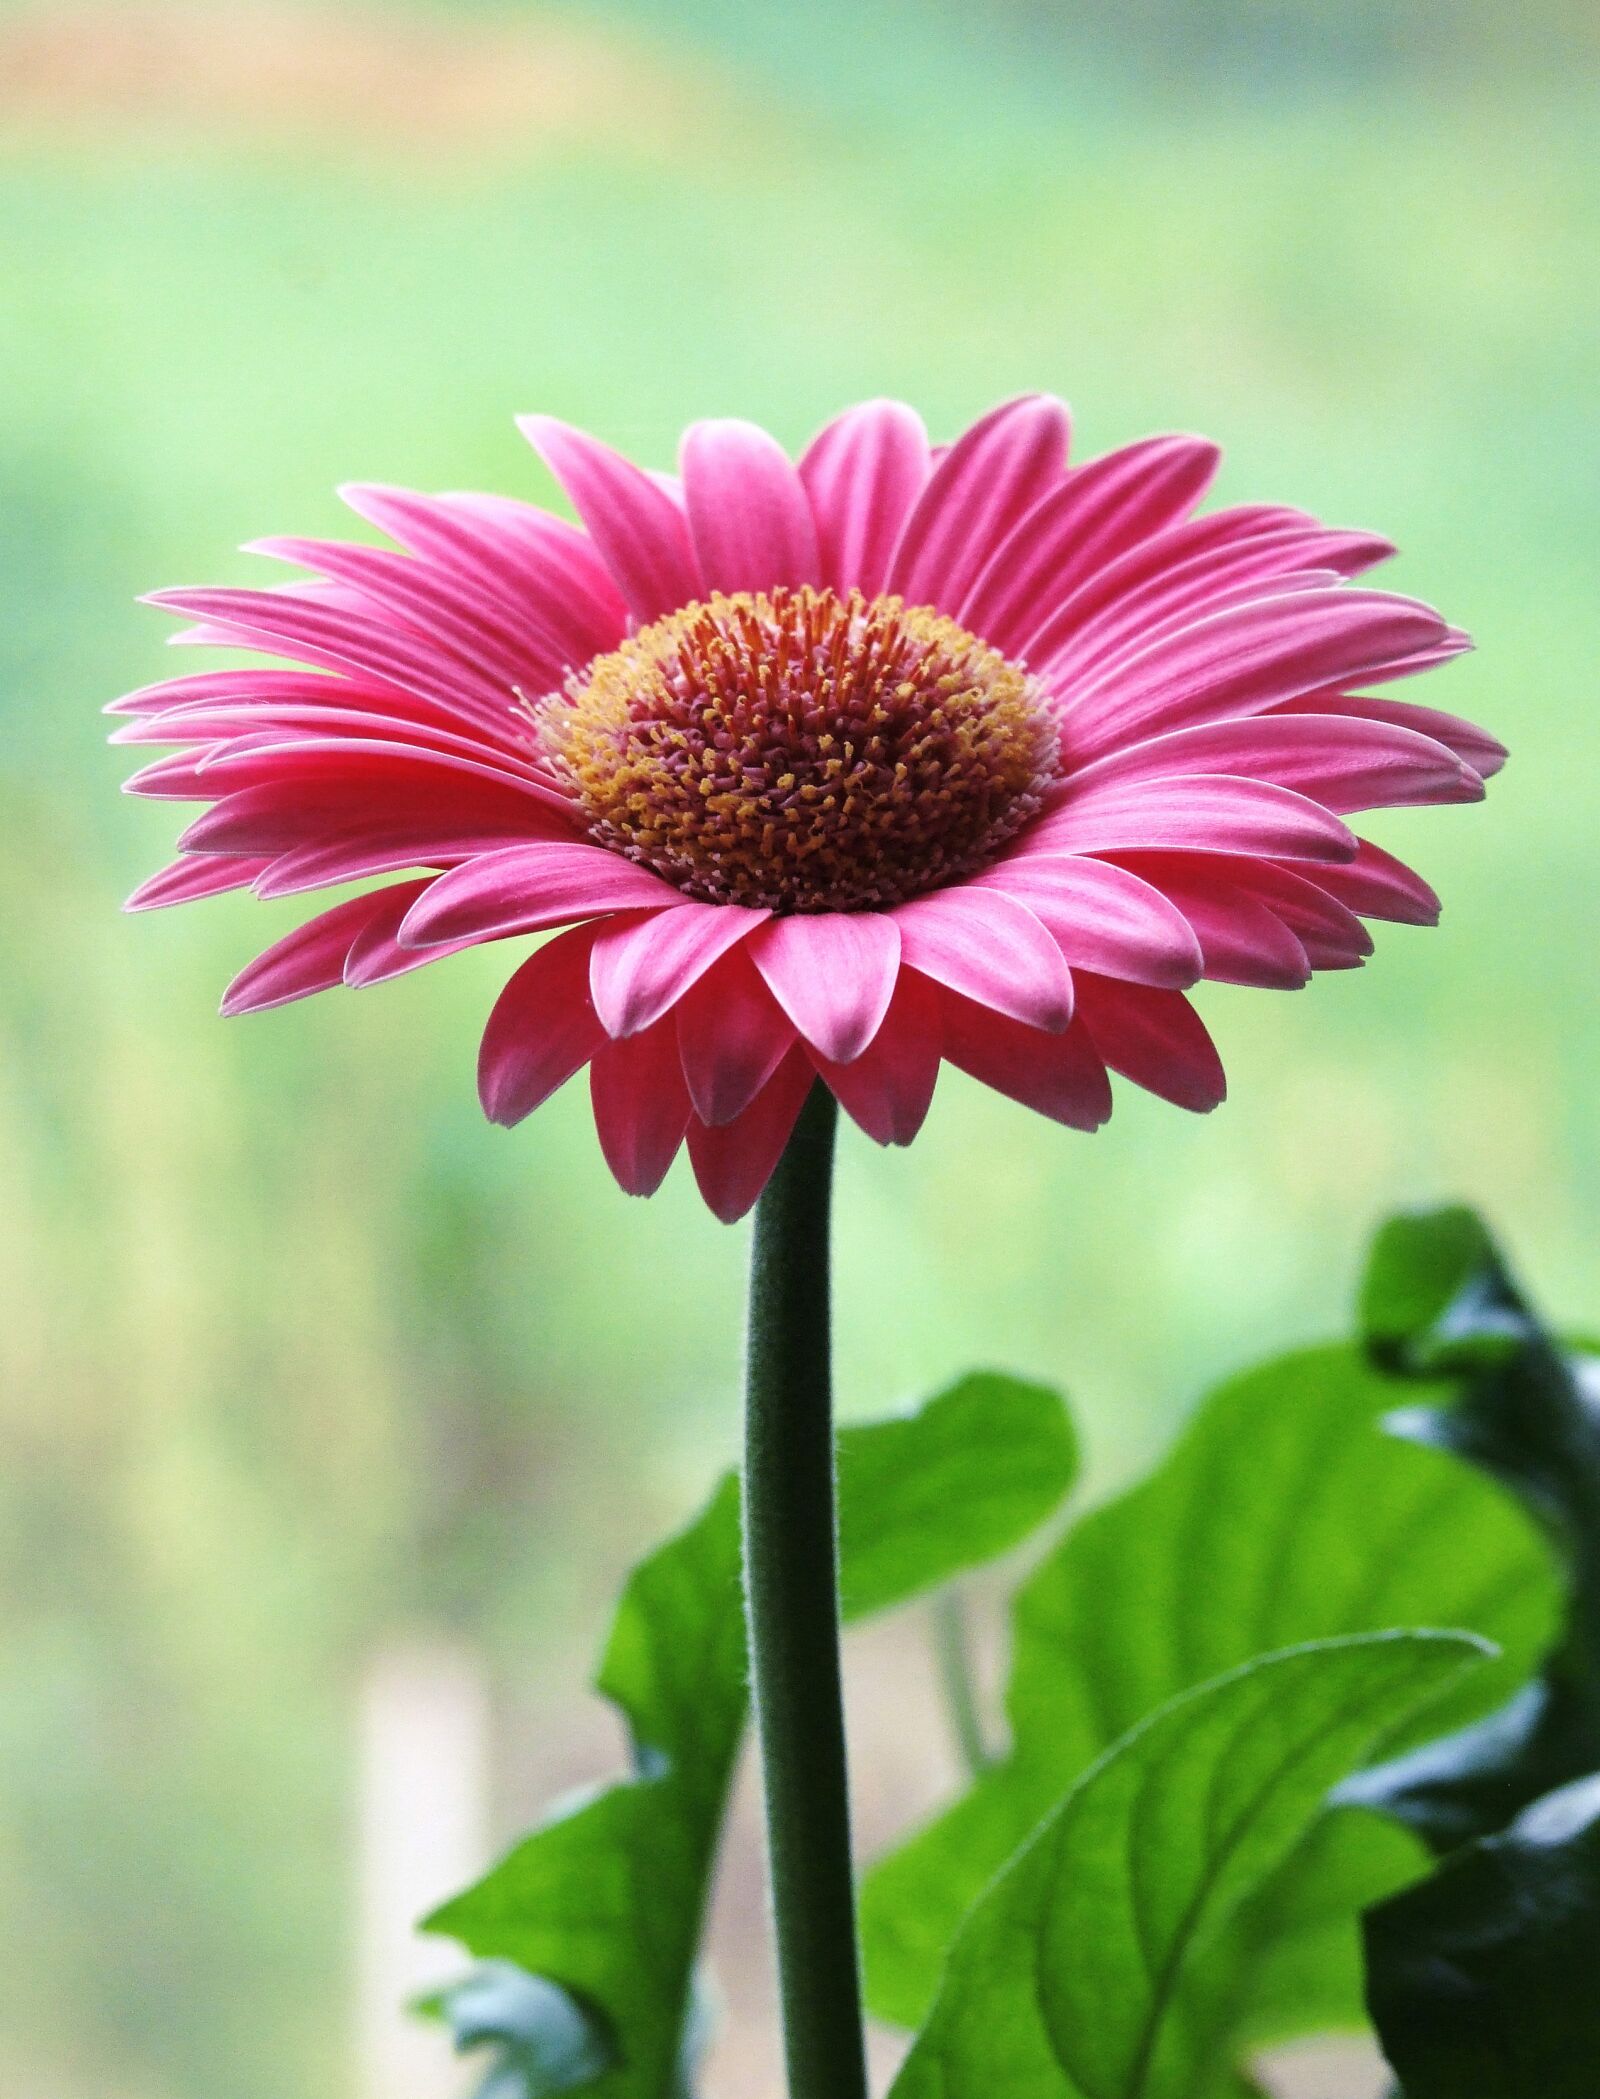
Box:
[1, 2, 1596, 2095]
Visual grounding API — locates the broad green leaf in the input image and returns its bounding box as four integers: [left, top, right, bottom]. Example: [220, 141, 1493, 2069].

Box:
[1364, 1771, 1600, 2098]
[838, 1371, 1077, 1618]
[427, 1374, 1076, 2098]
[863, 1345, 1556, 2036]
[436, 1964, 616, 2098]
[891, 1634, 1487, 2099]
[1347, 1205, 1600, 1849]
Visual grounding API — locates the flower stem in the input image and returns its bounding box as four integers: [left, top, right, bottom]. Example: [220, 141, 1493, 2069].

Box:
[743, 1081, 870, 2099]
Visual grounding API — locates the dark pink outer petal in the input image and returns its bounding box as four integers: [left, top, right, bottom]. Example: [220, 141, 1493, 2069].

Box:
[889, 394, 1070, 614]
[751, 912, 902, 1064]
[675, 948, 797, 1128]
[519, 415, 703, 626]
[680, 419, 820, 595]
[1073, 975, 1227, 1112]
[817, 969, 942, 1146]
[799, 400, 931, 599]
[687, 1048, 816, 1223]
[220, 885, 419, 1015]
[1029, 775, 1357, 864]
[478, 924, 608, 1126]
[938, 987, 1112, 1131]
[590, 1020, 693, 1197]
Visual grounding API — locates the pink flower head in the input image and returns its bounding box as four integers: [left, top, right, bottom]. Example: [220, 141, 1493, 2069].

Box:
[114, 397, 1500, 1220]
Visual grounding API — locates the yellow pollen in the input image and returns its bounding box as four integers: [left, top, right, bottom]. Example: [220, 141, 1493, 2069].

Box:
[538, 585, 1059, 912]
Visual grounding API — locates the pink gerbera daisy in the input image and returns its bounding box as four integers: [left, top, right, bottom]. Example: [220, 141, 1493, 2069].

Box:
[113, 396, 1500, 1219]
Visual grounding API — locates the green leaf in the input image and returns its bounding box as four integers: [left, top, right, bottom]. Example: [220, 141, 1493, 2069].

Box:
[427, 1374, 1077, 2099]
[435, 1964, 616, 2098]
[890, 1634, 1488, 2099]
[1364, 1771, 1600, 2098]
[1346, 1205, 1600, 1849]
[837, 1371, 1078, 1619]
[862, 1345, 1556, 2038]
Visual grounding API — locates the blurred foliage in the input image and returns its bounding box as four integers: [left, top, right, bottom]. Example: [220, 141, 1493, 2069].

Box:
[0, 0, 1596, 2093]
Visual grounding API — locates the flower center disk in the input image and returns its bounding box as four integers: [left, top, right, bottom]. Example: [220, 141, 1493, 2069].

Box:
[543, 585, 1058, 912]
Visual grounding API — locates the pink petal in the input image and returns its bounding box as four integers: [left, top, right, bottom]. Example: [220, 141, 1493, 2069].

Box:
[146, 584, 512, 731]
[974, 853, 1203, 988]
[338, 483, 626, 666]
[590, 1019, 692, 1196]
[751, 912, 902, 1064]
[1274, 689, 1507, 781]
[937, 986, 1112, 1130]
[686, 1049, 816, 1223]
[1292, 838, 1440, 925]
[680, 419, 820, 594]
[888, 395, 1070, 614]
[478, 924, 607, 1125]
[519, 416, 702, 627]
[399, 842, 683, 948]
[251, 812, 576, 900]
[342, 879, 477, 987]
[675, 948, 797, 1127]
[1073, 975, 1226, 1112]
[1139, 875, 1311, 989]
[817, 970, 942, 1145]
[589, 900, 769, 1038]
[1031, 519, 1394, 682]
[1029, 775, 1357, 863]
[1116, 851, 1373, 968]
[180, 777, 555, 858]
[1062, 713, 1480, 815]
[126, 855, 272, 911]
[798, 399, 931, 598]
[1059, 588, 1450, 762]
[961, 434, 1220, 653]
[220, 888, 400, 1015]
[892, 888, 1074, 1031]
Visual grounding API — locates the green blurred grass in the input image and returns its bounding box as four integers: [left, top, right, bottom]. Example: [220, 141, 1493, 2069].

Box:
[0, 7, 1597, 2092]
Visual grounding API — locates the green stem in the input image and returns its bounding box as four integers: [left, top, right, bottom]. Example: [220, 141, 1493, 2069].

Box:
[743, 1082, 870, 2099]
[934, 1588, 992, 1779]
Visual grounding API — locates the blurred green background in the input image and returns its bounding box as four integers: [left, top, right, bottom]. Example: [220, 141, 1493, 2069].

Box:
[1, 1, 1596, 2094]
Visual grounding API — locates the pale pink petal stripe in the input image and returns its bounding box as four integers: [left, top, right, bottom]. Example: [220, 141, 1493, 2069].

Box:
[751, 912, 902, 1064]
[937, 986, 1112, 1130]
[1027, 775, 1357, 864]
[400, 842, 683, 947]
[818, 970, 942, 1145]
[798, 400, 931, 598]
[520, 416, 702, 626]
[889, 395, 1070, 614]
[680, 420, 820, 594]
[675, 948, 797, 1127]
[590, 1020, 693, 1196]
[974, 854, 1203, 988]
[687, 1049, 816, 1223]
[892, 888, 1074, 1032]
[1073, 975, 1226, 1111]
[478, 924, 607, 1125]
[589, 901, 769, 1038]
